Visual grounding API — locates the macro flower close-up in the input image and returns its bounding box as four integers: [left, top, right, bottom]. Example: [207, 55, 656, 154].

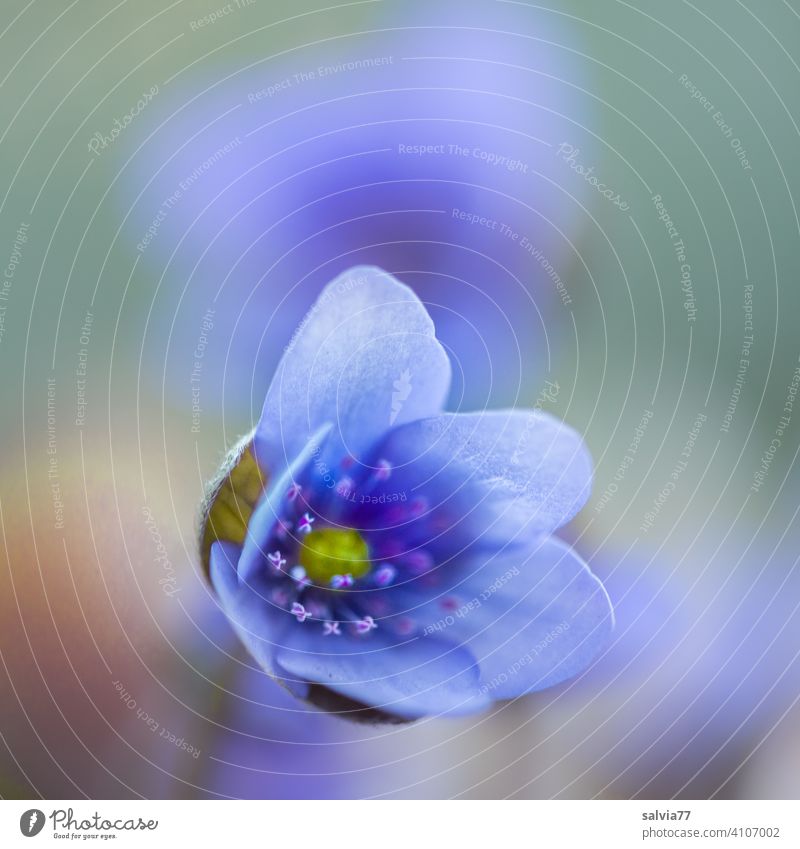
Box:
[202, 266, 612, 720]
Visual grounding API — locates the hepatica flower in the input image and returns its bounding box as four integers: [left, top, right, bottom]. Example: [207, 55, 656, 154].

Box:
[201, 266, 612, 720]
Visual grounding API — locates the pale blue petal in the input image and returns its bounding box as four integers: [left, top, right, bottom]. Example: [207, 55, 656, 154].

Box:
[373, 409, 593, 538]
[254, 266, 451, 474]
[377, 537, 612, 699]
[210, 541, 299, 687]
[239, 423, 332, 583]
[275, 628, 490, 719]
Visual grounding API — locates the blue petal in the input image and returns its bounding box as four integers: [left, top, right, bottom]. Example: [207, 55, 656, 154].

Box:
[254, 266, 451, 474]
[210, 541, 299, 688]
[373, 409, 593, 538]
[275, 628, 490, 719]
[463, 538, 612, 697]
[239, 423, 332, 584]
[380, 537, 612, 699]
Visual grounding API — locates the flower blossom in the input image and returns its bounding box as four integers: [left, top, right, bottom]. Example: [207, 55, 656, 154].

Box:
[202, 266, 612, 719]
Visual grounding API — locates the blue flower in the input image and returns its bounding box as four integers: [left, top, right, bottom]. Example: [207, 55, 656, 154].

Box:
[204, 266, 612, 720]
[127, 4, 596, 410]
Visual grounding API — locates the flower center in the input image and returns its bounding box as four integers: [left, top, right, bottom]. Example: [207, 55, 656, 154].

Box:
[298, 527, 371, 584]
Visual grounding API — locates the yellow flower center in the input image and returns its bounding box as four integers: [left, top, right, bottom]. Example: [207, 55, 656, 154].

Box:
[299, 527, 371, 584]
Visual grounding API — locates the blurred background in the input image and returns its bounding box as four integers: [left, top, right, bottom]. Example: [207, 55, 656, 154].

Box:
[1, 0, 799, 799]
